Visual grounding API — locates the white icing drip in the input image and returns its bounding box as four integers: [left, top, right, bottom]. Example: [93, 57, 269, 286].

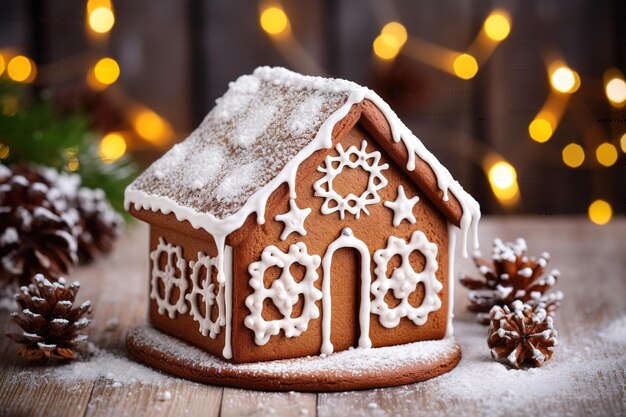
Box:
[446, 223, 456, 337]
[185, 252, 224, 339]
[222, 244, 233, 359]
[313, 140, 389, 220]
[321, 228, 372, 355]
[383, 185, 420, 226]
[371, 231, 442, 328]
[149, 237, 189, 319]
[274, 199, 311, 241]
[244, 243, 322, 345]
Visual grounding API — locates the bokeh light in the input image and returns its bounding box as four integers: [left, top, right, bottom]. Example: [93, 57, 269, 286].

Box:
[484, 11, 511, 41]
[528, 117, 553, 143]
[7, 55, 35, 83]
[373, 35, 401, 60]
[605, 77, 626, 105]
[562, 143, 585, 168]
[0, 144, 9, 160]
[99, 132, 127, 163]
[381, 22, 408, 48]
[260, 7, 289, 36]
[588, 200, 612, 225]
[133, 109, 172, 145]
[88, 6, 115, 34]
[620, 133, 626, 154]
[94, 57, 120, 85]
[0, 55, 5, 76]
[550, 66, 578, 93]
[595, 142, 618, 167]
[453, 54, 478, 80]
[488, 160, 519, 203]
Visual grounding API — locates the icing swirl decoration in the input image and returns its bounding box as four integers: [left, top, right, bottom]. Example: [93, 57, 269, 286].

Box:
[275, 199, 311, 241]
[371, 231, 442, 328]
[384, 185, 420, 226]
[244, 242, 322, 345]
[313, 140, 389, 220]
[185, 251, 225, 339]
[149, 237, 189, 319]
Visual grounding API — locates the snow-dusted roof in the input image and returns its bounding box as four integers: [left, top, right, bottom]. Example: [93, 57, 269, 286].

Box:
[125, 67, 480, 255]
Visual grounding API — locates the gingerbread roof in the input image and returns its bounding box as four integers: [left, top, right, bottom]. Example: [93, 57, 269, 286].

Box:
[125, 67, 480, 254]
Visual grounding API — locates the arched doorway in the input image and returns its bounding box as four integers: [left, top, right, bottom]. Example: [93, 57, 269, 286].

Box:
[321, 227, 372, 355]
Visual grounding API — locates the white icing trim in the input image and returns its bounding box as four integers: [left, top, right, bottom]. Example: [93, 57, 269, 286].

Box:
[222, 244, 233, 359]
[244, 243, 322, 345]
[185, 251, 223, 339]
[445, 223, 456, 337]
[149, 237, 189, 319]
[383, 185, 420, 226]
[321, 228, 372, 355]
[313, 140, 389, 220]
[370, 231, 442, 328]
[274, 199, 311, 241]
[125, 67, 479, 257]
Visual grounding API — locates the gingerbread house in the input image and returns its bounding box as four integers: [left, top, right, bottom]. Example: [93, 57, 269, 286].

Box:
[125, 67, 481, 364]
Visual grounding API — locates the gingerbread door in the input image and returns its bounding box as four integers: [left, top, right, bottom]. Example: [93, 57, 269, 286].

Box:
[321, 227, 372, 355]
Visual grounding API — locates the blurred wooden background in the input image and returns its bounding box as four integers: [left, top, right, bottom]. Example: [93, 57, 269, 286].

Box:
[0, 0, 624, 217]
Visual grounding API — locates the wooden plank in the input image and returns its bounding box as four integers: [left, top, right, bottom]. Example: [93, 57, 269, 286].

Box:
[221, 388, 317, 417]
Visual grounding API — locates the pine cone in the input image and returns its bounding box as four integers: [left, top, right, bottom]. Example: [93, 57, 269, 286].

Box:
[0, 165, 79, 285]
[6, 274, 92, 361]
[460, 238, 563, 324]
[487, 301, 557, 368]
[74, 187, 123, 263]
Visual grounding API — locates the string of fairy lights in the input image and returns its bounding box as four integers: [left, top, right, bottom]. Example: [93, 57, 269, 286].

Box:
[0, 1, 623, 226]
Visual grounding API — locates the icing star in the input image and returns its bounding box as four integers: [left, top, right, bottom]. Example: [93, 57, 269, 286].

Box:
[275, 199, 311, 240]
[384, 185, 419, 226]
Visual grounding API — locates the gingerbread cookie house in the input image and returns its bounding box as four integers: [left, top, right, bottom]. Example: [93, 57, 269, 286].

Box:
[125, 67, 481, 364]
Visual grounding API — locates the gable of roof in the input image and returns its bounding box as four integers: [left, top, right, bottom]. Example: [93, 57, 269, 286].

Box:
[125, 67, 480, 255]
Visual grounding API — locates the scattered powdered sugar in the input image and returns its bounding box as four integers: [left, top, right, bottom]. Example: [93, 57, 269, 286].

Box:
[128, 324, 458, 378]
[230, 102, 278, 148]
[599, 315, 626, 345]
[214, 75, 261, 120]
[289, 93, 324, 135]
[215, 161, 262, 204]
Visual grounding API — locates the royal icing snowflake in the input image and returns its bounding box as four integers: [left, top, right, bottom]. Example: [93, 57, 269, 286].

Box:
[371, 231, 442, 328]
[313, 140, 389, 219]
[185, 251, 224, 339]
[244, 243, 322, 345]
[384, 185, 420, 226]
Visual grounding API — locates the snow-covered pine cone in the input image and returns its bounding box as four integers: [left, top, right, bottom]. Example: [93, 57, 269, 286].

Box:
[74, 187, 123, 263]
[460, 237, 563, 324]
[7, 274, 92, 361]
[487, 300, 557, 368]
[0, 165, 79, 285]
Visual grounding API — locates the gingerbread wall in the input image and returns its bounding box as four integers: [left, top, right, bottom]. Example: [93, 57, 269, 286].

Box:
[231, 122, 449, 363]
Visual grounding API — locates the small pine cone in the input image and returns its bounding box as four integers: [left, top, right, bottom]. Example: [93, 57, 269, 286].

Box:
[74, 187, 123, 263]
[487, 301, 557, 368]
[460, 237, 563, 324]
[6, 274, 92, 361]
[0, 165, 79, 285]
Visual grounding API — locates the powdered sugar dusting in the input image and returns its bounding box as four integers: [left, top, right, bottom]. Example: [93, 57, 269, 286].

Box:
[215, 161, 262, 203]
[128, 324, 457, 378]
[289, 93, 324, 135]
[599, 316, 626, 345]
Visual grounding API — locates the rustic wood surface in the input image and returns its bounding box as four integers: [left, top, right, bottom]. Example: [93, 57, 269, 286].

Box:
[0, 217, 624, 417]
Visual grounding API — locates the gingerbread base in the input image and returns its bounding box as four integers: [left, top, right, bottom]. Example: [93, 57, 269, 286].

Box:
[126, 325, 462, 392]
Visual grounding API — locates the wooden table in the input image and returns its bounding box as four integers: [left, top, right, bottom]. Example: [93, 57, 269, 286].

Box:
[1, 217, 624, 417]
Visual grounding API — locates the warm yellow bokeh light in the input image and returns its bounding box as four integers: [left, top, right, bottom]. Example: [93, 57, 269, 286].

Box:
[93, 57, 120, 85]
[89, 7, 115, 34]
[98, 132, 127, 163]
[562, 143, 585, 168]
[260, 7, 289, 36]
[605, 78, 626, 105]
[0, 55, 5, 76]
[453, 54, 478, 80]
[373, 34, 401, 60]
[528, 117, 553, 143]
[488, 161, 517, 190]
[484, 12, 511, 41]
[620, 133, 626, 154]
[550, 66, 577, 93]
[133, 110, 172, 145]
[7, 55, 34, 83]
[588, 200, 612, 225]
[0, 144, 9, 160]
[381, 22, 408, 48]
[595, 142, 618, 167]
